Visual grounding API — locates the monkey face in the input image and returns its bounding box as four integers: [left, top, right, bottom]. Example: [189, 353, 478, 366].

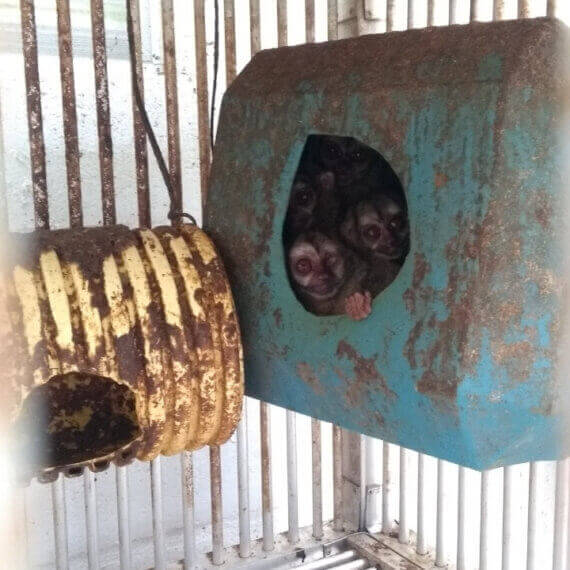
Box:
[319, 136, 373, 187]
[288, 232, 346, 300]
[284, 177, 318, 236]
[341, 196, 409, 261]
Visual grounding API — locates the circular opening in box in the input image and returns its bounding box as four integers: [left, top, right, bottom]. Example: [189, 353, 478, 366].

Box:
[12, 372, 140, 470]
[283, 135, 409, 320]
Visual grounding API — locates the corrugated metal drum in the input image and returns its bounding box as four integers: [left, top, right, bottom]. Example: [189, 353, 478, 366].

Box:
[2, 224, 243, 482]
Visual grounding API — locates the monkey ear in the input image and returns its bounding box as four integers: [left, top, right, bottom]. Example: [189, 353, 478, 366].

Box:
[318, 171, 335, 191]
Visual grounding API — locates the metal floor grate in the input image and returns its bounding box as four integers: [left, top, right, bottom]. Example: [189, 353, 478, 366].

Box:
[225, 533, 425, 570]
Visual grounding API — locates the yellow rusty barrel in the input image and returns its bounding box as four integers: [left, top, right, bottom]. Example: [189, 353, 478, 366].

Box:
[2, 224, 243, 482]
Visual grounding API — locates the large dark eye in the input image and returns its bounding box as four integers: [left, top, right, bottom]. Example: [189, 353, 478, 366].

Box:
[325, 253, 338, 267]
[389, 215, 404, 231]
[327, 143, 340, 157]
[363, 224, 381, 241]
[295, 189, 314, 207]
[296, 258, 312, 275]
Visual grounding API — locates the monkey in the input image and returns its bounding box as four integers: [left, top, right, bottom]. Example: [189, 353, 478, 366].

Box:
[283, 170, 339, 246]
[287, 231, 373, 320]
[317, 136, 375, 190]
[340, 194, 410, 266]
[301, 135, 407, 211]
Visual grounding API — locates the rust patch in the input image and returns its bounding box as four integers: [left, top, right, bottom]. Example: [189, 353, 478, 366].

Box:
[296, 362, 324, 395]
[403, 253, 431, 313]
[273, 308, 282, 327]
[434, 172, 448, 189]
[417, 370, 457, 400]
[491, 341, 534, 380]
[534, 190, 553, 230]
[336, 340, 396, 407]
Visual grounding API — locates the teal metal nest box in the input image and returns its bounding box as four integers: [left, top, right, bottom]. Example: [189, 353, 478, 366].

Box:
[205, 18, 570, 470]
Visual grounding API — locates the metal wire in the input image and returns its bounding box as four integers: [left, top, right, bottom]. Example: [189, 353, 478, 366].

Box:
[126, 0, 196, 226]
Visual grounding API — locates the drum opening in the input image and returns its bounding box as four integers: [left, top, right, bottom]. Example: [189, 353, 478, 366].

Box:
[12, 372, 140, 470]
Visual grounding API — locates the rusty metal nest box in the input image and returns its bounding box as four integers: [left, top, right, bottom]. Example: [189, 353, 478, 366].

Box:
[1, 224, 243, 482]
[205, 18, 570, 470]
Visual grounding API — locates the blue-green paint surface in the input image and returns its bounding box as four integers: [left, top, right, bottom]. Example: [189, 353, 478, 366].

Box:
[206, 20, 570, 469]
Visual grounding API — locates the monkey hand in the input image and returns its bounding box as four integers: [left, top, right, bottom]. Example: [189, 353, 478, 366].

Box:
[344, 291, 372, 321]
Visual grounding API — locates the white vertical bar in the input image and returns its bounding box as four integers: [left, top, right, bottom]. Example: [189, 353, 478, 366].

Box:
[435, 459, 447, 567]
[479, 470, 491, 570]
[312, 418, 323, 539]
[518, 0, 530, 18]
[386, 0, 395, 32]
[502, 466, 515, 570]
[365, 437, 382, 532]
[260, 402, 274, 551]
[399, 447, 408, 544]
[407, 0, 413, 29]
[427, 0, 435, 26]
[237, 411, 251, 557]
[210, 445, 224, 565]
[449, 0, 458, 24]
[181, 452, 196, 568]
[526, 462, 539, 570]
[553, 459, 569, 570]
[359, 434, 366, 532]
[116, 466, 131, 570]
[416, 453, 428, 555]
[493, 0, 505, 19]
[52, 475, 69, 570]
[10, 487, 29, 569]
[470, 0, 477, 21]
[327, 0, 338, 41]
[333, 426, 342, 531]
[457, 466, 467, 570]
[382, 442, 395, 534]
[84, 469, 100, 569]
[286, 410, 299, 543]
[150, 458, 166, 570]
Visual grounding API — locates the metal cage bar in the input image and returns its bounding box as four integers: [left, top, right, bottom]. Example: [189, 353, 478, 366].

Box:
[333, 425, 342, 532]
[55, 0, 82, 228]
[553, 459, 569, 570]
[312, 418, 323, 539]
[181, 452, 196, 567]
[494, 0, 505, 19]
[449, 0, 458, 25]
[90, 0, 115, 225]
[210, 445, 224, 565]
[260, 402, 274, 551]
[427, 0, 435, 26]
[83, 469, 100, 570]
[193, 0, 211, 206]
[236, 413, 251, 557]
[416, 453, 428, 556]
[150, 458, 166, 570]
[128, 0, 151, 227]
[547, 0, 556, 17]
[20, 0, 49, 229]
[287, 410, 300, 543]
[399, 447, 409, 544]
[382, 442, 395, 535]
[526, 462, 539, 570]
[52, 476, 69, 570]
[386, 0, 395, 33]
[457, 466, 467, 570]
[116, 466, 132, 570]
[479, 469, 492, 570]
[161, 0, 182, 213]
[327, 0, 338, 41]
